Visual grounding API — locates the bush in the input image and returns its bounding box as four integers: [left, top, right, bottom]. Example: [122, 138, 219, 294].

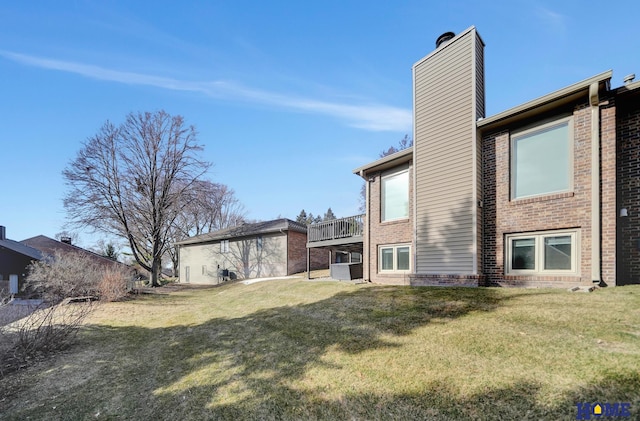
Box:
[25, 251, 103, 301]
[0, 300, 93, 377]
[97, 267, 131, 302]
[0, 250, 132, 377]
[24, 250, 133, 302]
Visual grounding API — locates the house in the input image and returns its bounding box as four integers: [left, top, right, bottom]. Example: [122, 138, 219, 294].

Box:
[311, 26, 640, 288]
[0, 226, 43, 295]
[176, 218, 328, 283]
[21, 234, 131, 273]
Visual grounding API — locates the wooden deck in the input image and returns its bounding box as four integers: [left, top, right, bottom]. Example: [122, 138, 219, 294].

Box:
[306, 214, 364, 249]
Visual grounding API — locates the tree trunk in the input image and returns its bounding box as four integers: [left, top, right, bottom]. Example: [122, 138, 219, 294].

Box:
[151, 257, 161, 287]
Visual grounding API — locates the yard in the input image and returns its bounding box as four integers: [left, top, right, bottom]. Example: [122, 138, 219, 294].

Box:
[0, 278, 638, 420]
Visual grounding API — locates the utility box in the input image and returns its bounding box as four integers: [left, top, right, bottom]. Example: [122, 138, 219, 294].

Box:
[330, 263, 363, 281]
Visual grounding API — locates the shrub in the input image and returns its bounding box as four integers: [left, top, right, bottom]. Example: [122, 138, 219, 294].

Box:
[25, 251, 103, 301]
[24, 250, 133, 302]
[97, 267, 131, 302]
[0, 300, 93, 377]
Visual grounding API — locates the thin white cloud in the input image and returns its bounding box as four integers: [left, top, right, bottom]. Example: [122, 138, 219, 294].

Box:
[0, 50, 411, 132]
[536, 6, 567, 33]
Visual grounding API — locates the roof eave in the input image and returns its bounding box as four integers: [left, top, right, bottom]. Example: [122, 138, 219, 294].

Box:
[352, 148, 413, 178]
[477, 70, 613, 131]
[176, 219, 306, 246]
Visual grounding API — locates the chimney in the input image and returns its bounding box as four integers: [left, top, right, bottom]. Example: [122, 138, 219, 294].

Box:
[0, 226, 5, 241]
[61, 236, 72, 245]
[435, 31, 456, 48]
[412, 26, 485, 275]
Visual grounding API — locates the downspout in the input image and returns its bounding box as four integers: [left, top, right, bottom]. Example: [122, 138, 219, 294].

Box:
[360, 169, 371, 282]
[589, 82, 601, 285]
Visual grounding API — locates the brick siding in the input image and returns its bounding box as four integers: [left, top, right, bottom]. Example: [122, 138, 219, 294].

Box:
[287, 230, 328, 275]
[366, 162, 414, 285]
[617, 92, 640, 285]
[482, 98, 617, 287]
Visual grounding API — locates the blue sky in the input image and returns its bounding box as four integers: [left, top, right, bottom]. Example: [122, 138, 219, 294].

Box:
[1, 1, 638, 248]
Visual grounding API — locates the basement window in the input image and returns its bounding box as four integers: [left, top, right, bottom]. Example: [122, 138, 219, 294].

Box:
[379, 244, 411, 273]
[505, 230, 579, 275]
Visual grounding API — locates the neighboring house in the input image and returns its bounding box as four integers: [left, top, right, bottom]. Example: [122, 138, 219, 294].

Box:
[21, 235, 130, 272]
[0, 226, 43, 295]
[176, 219, 328, 284]
[313, 25, 640, 288]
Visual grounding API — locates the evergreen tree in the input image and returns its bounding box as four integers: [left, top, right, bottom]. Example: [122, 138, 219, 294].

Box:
[324, 207, 337, 221]
[296, 209, 308, 224]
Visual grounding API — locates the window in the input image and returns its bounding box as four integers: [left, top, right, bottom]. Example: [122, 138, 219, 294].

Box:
[379, 244, 411, 272]
[381, 169, 409, 221]
[511, 117, 572, 199]
[220, 240, 229, 253]
[256, 236, 263, 251]
[506, 230, 578, 275]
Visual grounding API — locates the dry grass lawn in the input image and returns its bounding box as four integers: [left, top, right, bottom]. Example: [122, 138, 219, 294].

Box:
[0, 278, 639, 420]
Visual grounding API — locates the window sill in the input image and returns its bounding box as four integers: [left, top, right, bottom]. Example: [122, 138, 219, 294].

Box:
[504, 273, 581, 279]
[380, 218, 410, 225]
[510, 191, 574, 205]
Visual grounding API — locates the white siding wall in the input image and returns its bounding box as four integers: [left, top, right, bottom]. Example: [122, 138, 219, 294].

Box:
[179, 233, 288, 284]
[413, 27, 484, 274]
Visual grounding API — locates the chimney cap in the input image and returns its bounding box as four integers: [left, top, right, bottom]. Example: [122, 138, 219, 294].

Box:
[436, 32, 456, 48]
[623, 74, 636, 85]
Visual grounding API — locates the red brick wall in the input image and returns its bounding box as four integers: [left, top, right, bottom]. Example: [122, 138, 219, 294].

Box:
[482, 98, 617, 287]
[365, 162, 414, 285]
[287, 230, 328, 275]
[617, 92, 640, 285]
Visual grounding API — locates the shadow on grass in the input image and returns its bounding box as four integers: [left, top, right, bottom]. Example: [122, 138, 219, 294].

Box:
[1, 286, 638, 420]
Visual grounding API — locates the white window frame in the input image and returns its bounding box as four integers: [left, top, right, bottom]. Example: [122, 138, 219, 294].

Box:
[381, 168, 409, 222]
[379, 244, 411, 273]
[505, 229, 579, 275]
[220, 240, 230, 253]
[511, 116, 574, 200]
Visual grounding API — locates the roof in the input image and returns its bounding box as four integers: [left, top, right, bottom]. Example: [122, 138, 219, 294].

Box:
[352, 147, 413, 177]
[0, 238, 43, 260]
[615, 78, 640, 96]
[176, 218, 308, 246]
[21, 235, 129, 269]
[477, 70, 613, 131]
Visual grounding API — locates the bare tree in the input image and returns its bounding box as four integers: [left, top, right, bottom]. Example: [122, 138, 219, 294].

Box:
[166, 180, 246, 276]
[63, 110, 211, 287]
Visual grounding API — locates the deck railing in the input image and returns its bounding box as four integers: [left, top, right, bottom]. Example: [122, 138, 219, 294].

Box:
[308, 214, 365, 243]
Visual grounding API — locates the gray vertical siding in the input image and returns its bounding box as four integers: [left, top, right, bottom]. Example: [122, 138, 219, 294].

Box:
[413, 27, 483, 274]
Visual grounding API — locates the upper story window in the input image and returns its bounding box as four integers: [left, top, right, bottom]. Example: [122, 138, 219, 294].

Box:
[381, 169, 409, 221]
[220, 240, 230, 253]
[511, 117, 572, 200]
